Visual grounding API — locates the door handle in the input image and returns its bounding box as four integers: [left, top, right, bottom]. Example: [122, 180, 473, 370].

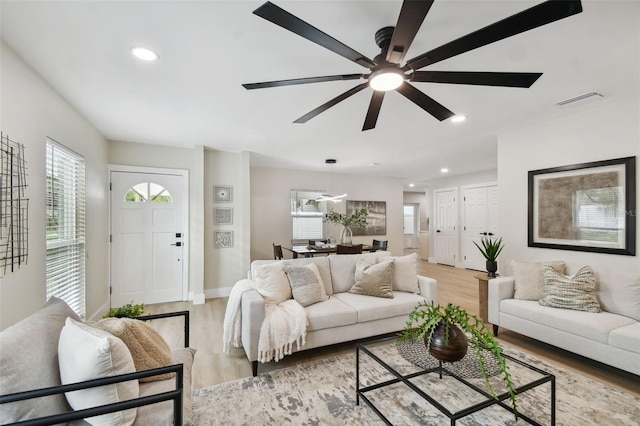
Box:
[436, 230, 441, 233]
[170, 242, 182, 247]
[487, 232, 494, 236]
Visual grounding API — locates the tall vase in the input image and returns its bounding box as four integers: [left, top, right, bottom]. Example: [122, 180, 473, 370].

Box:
[340, 225, 353, 245]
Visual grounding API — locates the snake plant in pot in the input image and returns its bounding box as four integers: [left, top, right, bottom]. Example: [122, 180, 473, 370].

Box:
[398, 301, 518, 419]
[473, 237, 504, 277]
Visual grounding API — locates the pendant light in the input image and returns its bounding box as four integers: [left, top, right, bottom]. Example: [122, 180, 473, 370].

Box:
[317, 159, 347, 203]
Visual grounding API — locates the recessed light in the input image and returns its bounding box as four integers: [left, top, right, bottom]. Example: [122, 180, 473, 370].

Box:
[440, 168, 449, 173]
[451, 115, 466, 123]
[131, 46, 159, 62]
[409, 183, 415, 187]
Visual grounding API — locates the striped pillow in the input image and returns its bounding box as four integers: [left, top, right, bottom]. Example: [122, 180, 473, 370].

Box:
[539, 265, 601, 313]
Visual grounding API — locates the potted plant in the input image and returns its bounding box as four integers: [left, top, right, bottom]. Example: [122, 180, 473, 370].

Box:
[398, 301, 518, 418]
[325, 208, 368, 245]
[103, 301, 145, 319]
[473, 237, 504, 277]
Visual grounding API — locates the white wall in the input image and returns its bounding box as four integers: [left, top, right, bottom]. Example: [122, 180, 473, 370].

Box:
[250, 167, 404, 261]
[498, 97, 639, 275]
[0, 41, 110, 328]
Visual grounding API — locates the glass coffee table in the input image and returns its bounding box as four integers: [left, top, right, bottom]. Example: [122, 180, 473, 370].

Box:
[356, 336, 555, 425]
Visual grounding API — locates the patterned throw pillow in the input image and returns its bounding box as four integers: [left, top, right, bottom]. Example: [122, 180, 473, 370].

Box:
[539, 265, 601, 313]
[283, 263, 329, 307]
[349, 259, 394, 298]
[512, 260, 566, 300]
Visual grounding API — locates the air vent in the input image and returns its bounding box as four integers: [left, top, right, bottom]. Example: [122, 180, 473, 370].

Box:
[554, 92, 603, 106]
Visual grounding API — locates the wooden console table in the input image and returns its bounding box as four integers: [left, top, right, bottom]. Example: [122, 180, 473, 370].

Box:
[473, 273, 496, 326]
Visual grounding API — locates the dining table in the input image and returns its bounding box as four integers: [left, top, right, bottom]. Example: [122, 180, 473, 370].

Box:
[282, 244, 375, 258]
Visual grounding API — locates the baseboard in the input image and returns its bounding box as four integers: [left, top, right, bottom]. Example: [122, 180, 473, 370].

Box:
[192, 292, 206, 305]
[204, 287, 232, 299]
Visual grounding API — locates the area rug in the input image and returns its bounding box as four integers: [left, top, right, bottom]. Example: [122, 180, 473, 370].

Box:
[192, 341, 640, 425]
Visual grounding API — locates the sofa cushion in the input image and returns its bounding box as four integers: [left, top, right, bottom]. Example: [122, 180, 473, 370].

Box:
[334, 291, 426, 323]
[255, 261, 292, 304]
[380, 252, 419, 293]
[608, 323, 640, 354]
[95, 318, 175, 382]
[512, 260, 565, 300]
[134, 347, 196, 426]
[0, 297, 79, 424]
[500, 299, 635, 344]
[280, 257, 332, 296]
[304, 297, 358, 331]
[283, 263, 329, 307]
[349, 258, 394, 298]
[539, 265, 601, 313]
[329, 252, 386, 293]
[59, 318, 138, 426]
[595, 269, 640, 321]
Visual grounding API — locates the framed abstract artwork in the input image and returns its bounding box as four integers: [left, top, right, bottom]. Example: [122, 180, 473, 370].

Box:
[214, 231, 233, 248]
[214, 207, 233, 225]
[214, 185, 233, 203]
[347, 200, 386, 236]
[528, 156, 636, 255]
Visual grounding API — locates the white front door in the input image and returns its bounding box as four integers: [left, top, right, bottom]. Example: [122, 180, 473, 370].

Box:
[110, 169, 188, 307]
[434, 189, 457, 266]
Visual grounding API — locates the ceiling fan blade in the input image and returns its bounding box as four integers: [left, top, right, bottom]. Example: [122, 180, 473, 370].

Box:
[362, 91, 385, 131]
[396, 83, 454, 121]
[404, 0, 583, 71]
[411, 71, 542, 87]
[243, 74, 364, 90]
[294, 83, 369, 124]
[254, 2, 376, 68]
[386, 0, 434, 64]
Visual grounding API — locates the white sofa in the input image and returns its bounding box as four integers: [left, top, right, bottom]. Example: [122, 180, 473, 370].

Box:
[240, 251, 438, 375]
[488, 267, 640, 376]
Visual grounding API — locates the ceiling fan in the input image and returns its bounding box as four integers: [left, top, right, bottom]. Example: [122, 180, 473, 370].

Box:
[242, 0, 583, 131]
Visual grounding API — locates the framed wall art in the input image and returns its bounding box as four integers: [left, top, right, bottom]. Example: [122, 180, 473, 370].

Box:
[528, 156, 636, 256]
[214, 207, 233, 225]
[214, 185, 233, 203]
[347, 200, 386, 236]
[214, 231, 234, 248]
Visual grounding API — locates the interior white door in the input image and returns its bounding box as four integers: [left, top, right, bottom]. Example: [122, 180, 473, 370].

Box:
[434, 189, 457, 266]
[110, 171, 186, 307]
[462, 185, 499, 271]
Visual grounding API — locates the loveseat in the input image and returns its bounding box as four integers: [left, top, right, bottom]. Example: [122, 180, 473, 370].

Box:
[488, 262, 640, 376]
[239, 251, 438, 375]
[0, 297, 195, 425]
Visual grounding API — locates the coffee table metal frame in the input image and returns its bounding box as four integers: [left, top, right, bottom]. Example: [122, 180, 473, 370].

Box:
[356, 336, 556, 425]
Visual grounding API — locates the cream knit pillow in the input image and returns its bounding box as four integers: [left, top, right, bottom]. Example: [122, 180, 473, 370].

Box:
[539, 265, 601, 313]
[512, 260, 566, 300]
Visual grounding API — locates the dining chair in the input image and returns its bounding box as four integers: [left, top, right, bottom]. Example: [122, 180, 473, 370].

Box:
[371, 239, 388, 252]
[273, 243, 284, 260]
[336, 244, 363, 255]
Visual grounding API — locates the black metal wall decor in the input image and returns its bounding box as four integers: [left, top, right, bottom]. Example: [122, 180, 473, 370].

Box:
[0, 132, 29, 276]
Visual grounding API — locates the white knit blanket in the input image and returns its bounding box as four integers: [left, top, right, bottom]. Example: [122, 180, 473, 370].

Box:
[223, 279, 307, 363]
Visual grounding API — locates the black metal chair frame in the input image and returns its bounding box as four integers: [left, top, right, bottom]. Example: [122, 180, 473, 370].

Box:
[371, 239, 388, 252]
[273, 243, 284, 260]
[336, 244, 363, 254]
[0, 311, 190, 426]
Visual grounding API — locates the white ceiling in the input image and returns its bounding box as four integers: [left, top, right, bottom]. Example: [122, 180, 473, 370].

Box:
[2, 1, 638, 189]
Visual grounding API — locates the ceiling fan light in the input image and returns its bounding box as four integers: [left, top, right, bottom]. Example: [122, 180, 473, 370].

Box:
[131, 46, 159, 62]
[369, 69, 404, 91]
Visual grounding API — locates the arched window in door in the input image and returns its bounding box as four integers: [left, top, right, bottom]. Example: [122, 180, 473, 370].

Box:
[124, 182, 173, 203]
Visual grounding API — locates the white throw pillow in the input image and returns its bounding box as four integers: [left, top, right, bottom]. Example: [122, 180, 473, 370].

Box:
[283, 263, 329, 307]
[512, 260, 566, 300]
[58, 318, 138, 426]
[380, 252, 419, 293]
[255, 261, 292, 304]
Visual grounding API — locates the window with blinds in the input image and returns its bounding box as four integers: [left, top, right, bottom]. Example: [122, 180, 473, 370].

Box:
[291, 190, 327, 244]
[46, 139, 86, 318]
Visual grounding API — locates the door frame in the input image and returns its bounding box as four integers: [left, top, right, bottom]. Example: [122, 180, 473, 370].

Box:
[108, 164, 190, 303]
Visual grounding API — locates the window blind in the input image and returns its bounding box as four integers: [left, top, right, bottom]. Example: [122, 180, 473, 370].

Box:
[290, 190, 327, 243]
[46, 139, 86, 318]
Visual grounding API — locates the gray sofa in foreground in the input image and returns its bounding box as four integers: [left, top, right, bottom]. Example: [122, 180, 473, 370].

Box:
[489, 266, 640, 376]
[241, 251, 438, 375]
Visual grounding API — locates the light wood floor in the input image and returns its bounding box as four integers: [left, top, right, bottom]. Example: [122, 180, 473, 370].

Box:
[146, 259, 640, 396]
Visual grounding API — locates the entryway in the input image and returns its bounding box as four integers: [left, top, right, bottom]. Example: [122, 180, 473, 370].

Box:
[109, 166, 189, 307]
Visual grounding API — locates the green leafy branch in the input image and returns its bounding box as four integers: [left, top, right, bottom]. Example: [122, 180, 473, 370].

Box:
[325, 208, 368, 228]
